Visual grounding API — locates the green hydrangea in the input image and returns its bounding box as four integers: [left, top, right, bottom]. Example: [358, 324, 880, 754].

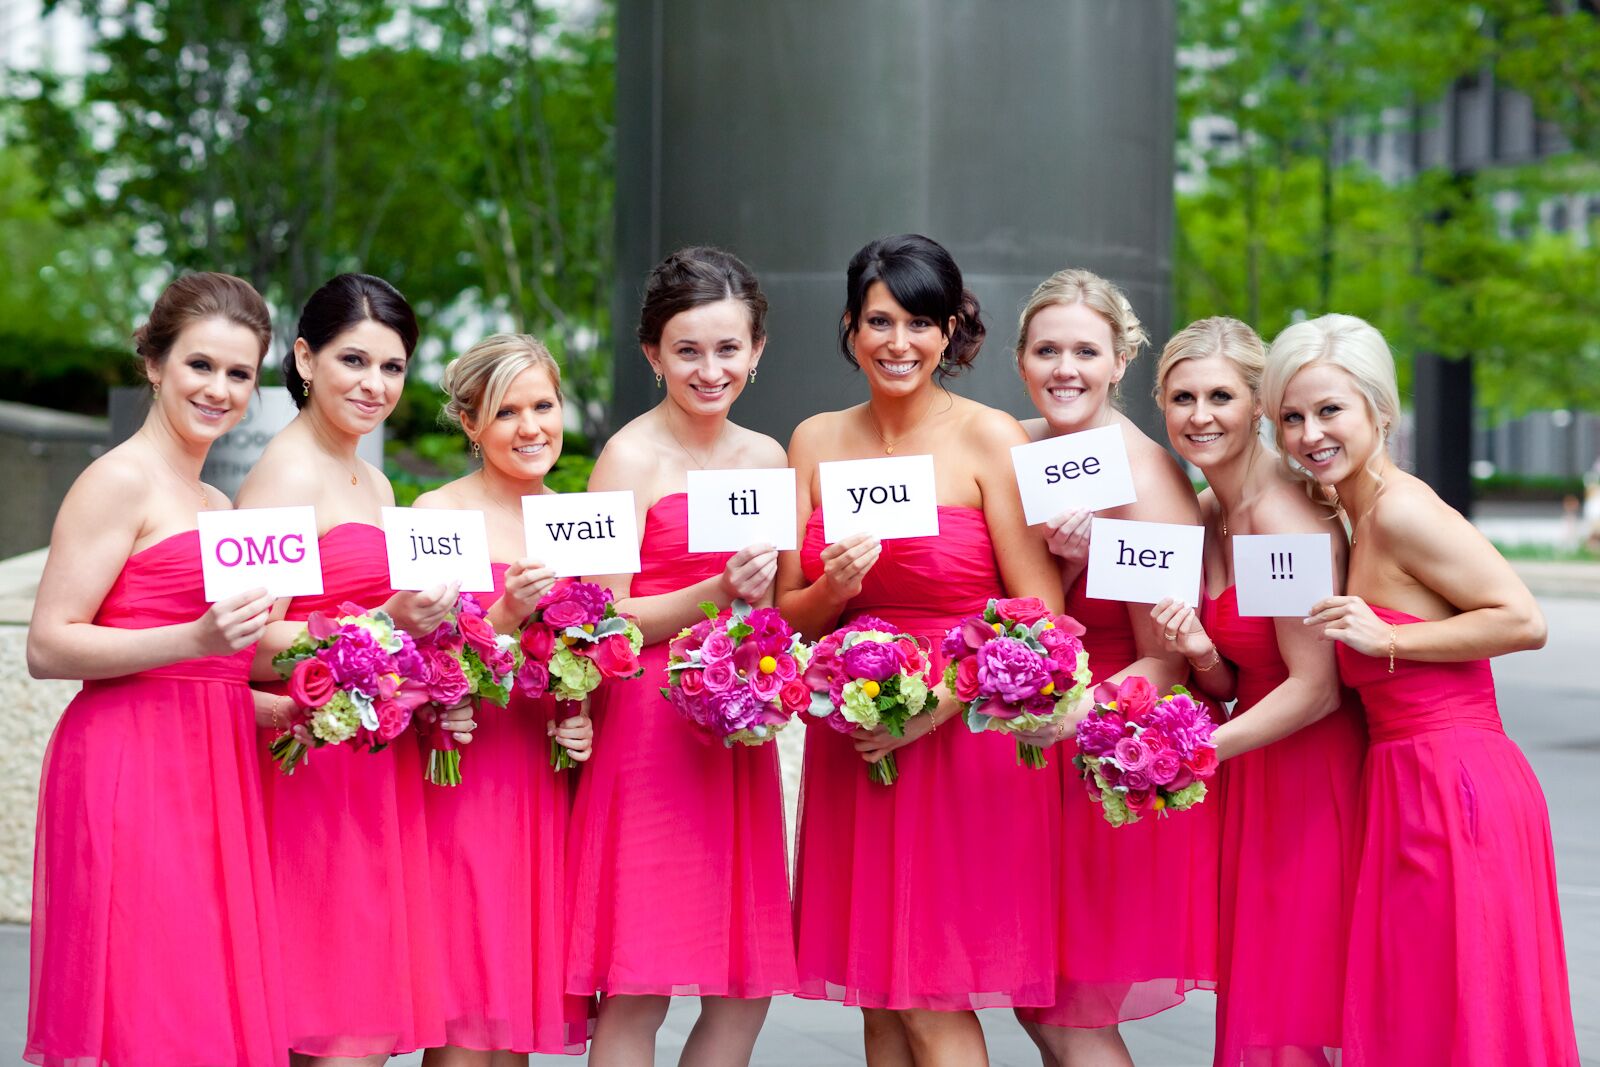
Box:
[311, 692, 359, 744]
[899, 674, 929, 715]
[1167, 781, 1208, 811]
[550, 647, 601, 700]
[840, 679, 881, 728]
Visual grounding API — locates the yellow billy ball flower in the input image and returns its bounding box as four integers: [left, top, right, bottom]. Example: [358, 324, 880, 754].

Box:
[1042, 682, 1055, 696]
[863, 680, 882, 699]
[759, 655, 778, 674]
[582, 623, 596, 634]
[991, 622, 1004, 633]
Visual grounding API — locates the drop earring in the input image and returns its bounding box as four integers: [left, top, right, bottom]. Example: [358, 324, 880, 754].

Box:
[654, 372, 663, 388]
[748, 368, 758, 384]
[302, 379, 311, 397]
[471, 440, 481, 460]
[152, 384, 160, 397]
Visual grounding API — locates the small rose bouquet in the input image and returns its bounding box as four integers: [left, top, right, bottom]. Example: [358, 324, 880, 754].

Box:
[515, 580, 644, 769]
[1073, 676, 1219, 827]
[269, 602, 430, 774]
[661, 600, 812, 747]
[412, 593, 520, 786]
[803, 616, 938, 786]
[942, 596, 1092, 769]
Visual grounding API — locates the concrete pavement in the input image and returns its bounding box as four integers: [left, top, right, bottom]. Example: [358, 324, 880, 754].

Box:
[1, 596, 1595, 1065]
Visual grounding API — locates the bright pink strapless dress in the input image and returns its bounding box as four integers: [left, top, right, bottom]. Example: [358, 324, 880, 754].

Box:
[793, 506, 1058, 1010]
[27, 530, 287, 1067]
[565, 494, 797, 997]
[258, 522, 445, 1057]
[1336, 606, 1578, 1066]
[1025, 572, 1221, 1027]
[421, 562, 592, 1053]
[1202, 586, 1365, 1066]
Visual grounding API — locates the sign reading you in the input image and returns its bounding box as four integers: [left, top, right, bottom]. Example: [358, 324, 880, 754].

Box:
[686, 467, 798, 553]
[817, 454, 940, 543]
[1085, 517, 1205, 606]
[1233, 533, 1334, 617]
[522, 490, 641, 577]
[1010, 423, 1138, 524]
[381, 506, 494, 593]
[197, 505, 324, 602]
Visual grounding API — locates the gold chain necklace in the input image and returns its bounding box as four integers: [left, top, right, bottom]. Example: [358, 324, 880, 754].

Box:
[663, 411, 725, 470]
[865, 391, 939, 455]
[144, 433, 209, 509]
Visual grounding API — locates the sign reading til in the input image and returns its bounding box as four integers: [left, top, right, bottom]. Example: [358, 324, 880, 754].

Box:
[817, 454, 940, 543]
[1085, 517, 1205, 606]
[1232, 533, 1334, 617]
[686, 467, 798, 552]
[381, 506, 494, 593]
[522, 491, 641, 577]
[197, 505, 324, 602]
[1009, 423, 1138, 524]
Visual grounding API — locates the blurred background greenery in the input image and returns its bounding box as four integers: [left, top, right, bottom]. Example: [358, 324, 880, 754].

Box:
[2, 0, 1597, 503]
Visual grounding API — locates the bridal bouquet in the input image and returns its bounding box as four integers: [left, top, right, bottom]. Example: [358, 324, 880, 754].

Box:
[942, 596, 1092, 769]
[1074, 676, 1219, 826]
[412, 593, 519, 785]
[270, 602, 429, 774]
[661, 600, 812, 747]
[803, 617, 938, 786]
[515, 580, 643, 769]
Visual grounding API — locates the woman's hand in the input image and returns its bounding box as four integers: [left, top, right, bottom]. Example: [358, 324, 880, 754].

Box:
[1044, 508, 1093, 565]
[384, 582, 461, 635]
[721, 543, 779, 603]
[819, 533, 882, 602]
[548, 706, 594, 763]
[190, 587, 273, 657]
[1012, 690, 1094, 750]
[1150, 598, 1215, 663]
[1305, 595, 1390, 656]
[851, 711, 935, 764]
[500, 559, 557, 624]
[437, 697, 478, 745]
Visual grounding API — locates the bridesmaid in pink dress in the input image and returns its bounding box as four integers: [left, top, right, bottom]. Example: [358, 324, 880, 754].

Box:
[1148, 318, 1365, 1066]
[1266, 314, 1578, 1067]
[412, 334, 594, 1062]
[1005, 269, 1220, 1065]
[778, 235, 1065, 1066]
[238, 274, 471, 1065]
[565, 248, 796, 1066]
[26, 273, 286, 1065]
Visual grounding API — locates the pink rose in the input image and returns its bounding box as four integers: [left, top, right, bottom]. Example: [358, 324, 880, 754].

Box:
[702, 660, 736, 692]
[423, 648, 470, 706]
[679, 668, 707, 697]
[593, 633, 640, 678]
[519, 623, 555, 662]
[1112, 737, 1150, 771]
[1147, 751, 1182, 785]
[1123, 787, 1155, 812]
[457, 612, 499, 658]
[373, 698, 412, 743]
[701, 631, 735, 664]
[1167, 766, 1196, 791]
[1186, 745, 1219, 778]
[1121, 768, 1152, 792]
[994, 597, 1050, 626]
[288, 657, 336, 708]
[1113, 675, 1158, 722]
[516, 660, 550, 696]
[750, 669, 782, 703]
[773, 653, 799, 681]
[779, 679, 811, 712]
[954, 657, 981, 701]
[542, 599, 587, 630]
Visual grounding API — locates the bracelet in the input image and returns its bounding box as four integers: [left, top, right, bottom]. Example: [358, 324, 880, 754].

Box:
[928, 709, 939, 733]
[1387, 626, 1397, 674]
[272, 696, 292, 731]
[1190, 648, 1223, 672]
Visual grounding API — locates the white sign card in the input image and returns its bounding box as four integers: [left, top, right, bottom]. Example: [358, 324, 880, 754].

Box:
[818, 454, 940, 543]
[686, 467, 798, 553]
[1009, 424, 1138, 524]
[1233, 533, 1334, 617]
[522, 490, 641, 578]
[1085, 517, 1205, 606]
[197, 505, 324, 602]
[380, 507, 494, 593]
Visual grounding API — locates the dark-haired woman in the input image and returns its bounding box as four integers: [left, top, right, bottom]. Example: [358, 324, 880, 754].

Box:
[564, 247, 797, 1067]
[777, 235, 1063, 1066]
[26, 273, 287, 1065]
[239, 273, 470, 1064]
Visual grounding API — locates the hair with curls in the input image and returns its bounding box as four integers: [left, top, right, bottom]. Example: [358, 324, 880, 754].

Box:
[284, 273, 419, 409]
[1154, 316, 1267, 403]
[638, 246, 768, 347]
[133, 272, 272, 374]
[440, 334, 563, 436]
[839, 234, 985, 378]
[1014, 267, 1148, 369]
[1261, 313, 1402, 494]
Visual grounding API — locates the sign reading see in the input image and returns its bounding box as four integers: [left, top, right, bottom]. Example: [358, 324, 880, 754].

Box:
[1009, 424, 1138, 524]
[1085, 517, 1205, 606]
[1232, 533, 1334, 617]
[686, 467, 798, 553]
[197, 505, 324, 602]
[380, 506, 494, 593]
[522, 490, 641, 577]
[817, 454, 940, 543]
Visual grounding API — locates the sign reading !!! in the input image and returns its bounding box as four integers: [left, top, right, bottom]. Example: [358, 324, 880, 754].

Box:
[818, 454, 940, 543]
[381, 506, 494, 593]
[1010, 424, 1138, 524]
[522, 490, 641, 577]
[1233, 533, 1334, 617]
[1085, 517, 1205, 606]
[686, 467, 798, 552]
[197, 505, 324, 602]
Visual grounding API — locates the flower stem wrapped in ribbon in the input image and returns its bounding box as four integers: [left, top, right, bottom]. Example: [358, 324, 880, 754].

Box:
[412, 593, 520, 786]
[269, 602, 430, 775]
[661, 600, 812, 747]
[804, 616, 939, 786]
[514, 580, 643, 769]
[942, 596, 1092, 769]
[1073, 676, 1219, 826]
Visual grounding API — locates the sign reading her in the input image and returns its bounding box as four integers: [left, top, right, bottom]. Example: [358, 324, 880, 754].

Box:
[1085, 517, 1205, 605]
[686, 467, 798, 552]
[1009, 423, 1138, 524]
[522, 490, 641, 577]
[380, 506, 494, 593]
[817, 454, 940, 543]
[197, 505, 324, 601]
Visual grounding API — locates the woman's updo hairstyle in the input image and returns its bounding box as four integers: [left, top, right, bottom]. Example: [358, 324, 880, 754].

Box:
[440, 333, 563, 434]
[638, 246, 768, 347]
[1155, 316, 1267, 404]
[839, 233, 985, 378]
[1014, 268, 1148, 368]
[133, 272, 272, 375]
[284, 273, 419, 409]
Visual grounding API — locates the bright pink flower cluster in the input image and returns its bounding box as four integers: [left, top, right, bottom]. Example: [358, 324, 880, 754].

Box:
[802, 616, 937, 786]
[661, 601, 811, 747]
[1074, 676, 1219, 826]
[412, 593, 519, 786]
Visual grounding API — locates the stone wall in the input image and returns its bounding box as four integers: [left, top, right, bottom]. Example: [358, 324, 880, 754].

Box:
[0, 401, 106, 560]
